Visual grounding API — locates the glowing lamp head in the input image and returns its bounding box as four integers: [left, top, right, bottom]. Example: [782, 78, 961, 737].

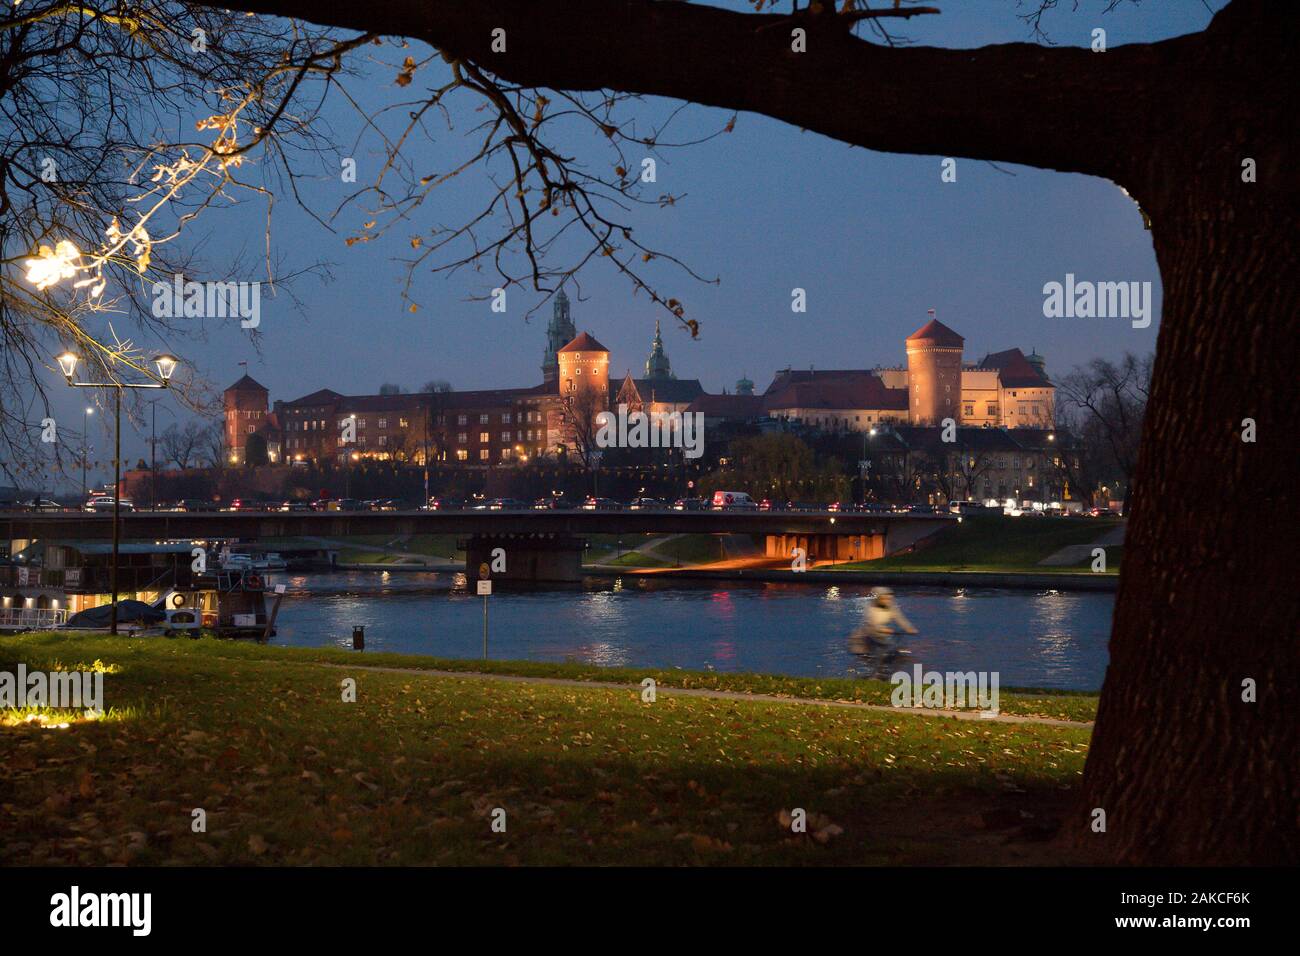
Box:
[57, 351, 80, 382]
[154, 354, 179, 382]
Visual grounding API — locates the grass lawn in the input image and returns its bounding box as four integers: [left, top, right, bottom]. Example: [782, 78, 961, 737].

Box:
[339, 534, 464, 564]
[584, 534, 725, 567]
[337, 552, 423, 565]
[837, 516, 1124, 574]
[1, 633, 1096, 866]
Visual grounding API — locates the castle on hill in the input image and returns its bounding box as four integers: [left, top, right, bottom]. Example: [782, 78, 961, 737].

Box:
[224, 295, 1053, 467]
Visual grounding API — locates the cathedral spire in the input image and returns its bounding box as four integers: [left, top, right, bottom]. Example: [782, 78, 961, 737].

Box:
[644, 319, 674, 380]
[541, 287, 577, 384]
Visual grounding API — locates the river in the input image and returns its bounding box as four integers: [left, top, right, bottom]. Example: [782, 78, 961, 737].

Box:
[260, 571, 1112, 691]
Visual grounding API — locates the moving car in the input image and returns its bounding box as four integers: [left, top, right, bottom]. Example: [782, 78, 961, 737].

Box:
[327, 498, 365, 512]
[711, 490, 757, 511]
[427, 497, 466, 511]
[672, 497, 706, 511]
[628, 498, 667, 511]
[89, 497, 133, 513]
[532, 496, 575, 510]
[582, 497, 622, 511]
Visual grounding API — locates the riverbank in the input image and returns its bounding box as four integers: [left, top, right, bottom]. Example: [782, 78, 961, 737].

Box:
[335, 561, 1116, 590]
[1, 632, 1096, 865]
[583, 565, 1118, 591]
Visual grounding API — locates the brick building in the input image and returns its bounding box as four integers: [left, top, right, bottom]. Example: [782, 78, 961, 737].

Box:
[227, 293, 620, 469]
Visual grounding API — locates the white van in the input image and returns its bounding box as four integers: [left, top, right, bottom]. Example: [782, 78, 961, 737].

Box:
[711, 490, 757, 511]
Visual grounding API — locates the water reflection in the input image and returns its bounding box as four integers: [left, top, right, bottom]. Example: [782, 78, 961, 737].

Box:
[264, 571, 1112, 690]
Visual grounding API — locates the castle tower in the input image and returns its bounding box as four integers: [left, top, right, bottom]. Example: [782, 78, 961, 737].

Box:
[557, 331, 610, 402]
[905, 314, 964, 425]
[541, 288, 578, 385]
[223, 373, 269, 465]
[735, 372, 755, 396]
[643, 320, 674, 380]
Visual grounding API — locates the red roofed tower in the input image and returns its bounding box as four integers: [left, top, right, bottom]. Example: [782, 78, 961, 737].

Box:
[223, 373, 269, 465]
[556, 331, 610, 401]
[905, 314, 964, 425]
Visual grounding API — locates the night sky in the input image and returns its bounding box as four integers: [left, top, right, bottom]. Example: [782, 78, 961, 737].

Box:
[39, 0, 1225, 487]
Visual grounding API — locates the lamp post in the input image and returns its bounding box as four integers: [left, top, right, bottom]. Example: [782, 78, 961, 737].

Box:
[57, 351, 179, 635]
[81, 407, 93, 506]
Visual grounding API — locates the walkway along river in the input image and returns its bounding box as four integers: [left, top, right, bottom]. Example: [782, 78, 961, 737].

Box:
[261, 571, 1113, 691]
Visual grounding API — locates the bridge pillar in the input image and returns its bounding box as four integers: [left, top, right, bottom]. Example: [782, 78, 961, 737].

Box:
[462, 534, 584, 584]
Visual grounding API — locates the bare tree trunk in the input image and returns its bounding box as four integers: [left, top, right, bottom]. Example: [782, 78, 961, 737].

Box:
[1073, 187, 1298, 863]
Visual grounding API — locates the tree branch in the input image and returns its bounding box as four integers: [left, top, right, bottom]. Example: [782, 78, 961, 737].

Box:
[182, 0, 1216, 184]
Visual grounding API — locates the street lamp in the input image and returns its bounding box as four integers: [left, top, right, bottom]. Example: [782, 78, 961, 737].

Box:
[56, 351, 179, 635]
[81, 407, 94, 505]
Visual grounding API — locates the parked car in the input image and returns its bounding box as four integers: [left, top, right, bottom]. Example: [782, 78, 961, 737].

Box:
[582, 497, 622, 511]
[427, 497, 466, 511]
[672, 497, 707, 511]
[628, 497, 667, 511]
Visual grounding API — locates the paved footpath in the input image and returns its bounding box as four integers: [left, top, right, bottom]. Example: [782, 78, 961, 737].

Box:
[295, 659, 1093, 729]
[1038, 523, 1126, 567]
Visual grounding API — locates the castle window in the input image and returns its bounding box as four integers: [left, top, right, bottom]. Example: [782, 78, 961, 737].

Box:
[479, 414, 489, 424]
[479, 449, 489, 461]
[458, 415, 467, 426]
[479, 432, 489, 443]
[378, 418, 387, 429]
[456, 449, 468, 461]
[501, 432, 510, 442]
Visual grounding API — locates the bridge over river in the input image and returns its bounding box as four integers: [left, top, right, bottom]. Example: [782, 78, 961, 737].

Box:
[6, 509, 953, 583]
